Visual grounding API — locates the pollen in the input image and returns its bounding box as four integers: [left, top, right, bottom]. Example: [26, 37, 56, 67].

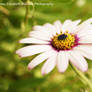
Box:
[51, 32, 78, 51]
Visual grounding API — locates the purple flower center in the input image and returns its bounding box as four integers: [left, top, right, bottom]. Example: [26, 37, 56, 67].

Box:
[58, 34, 67, 40]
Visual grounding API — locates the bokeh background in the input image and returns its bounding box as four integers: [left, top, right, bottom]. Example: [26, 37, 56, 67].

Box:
[0, 0, 92, 92]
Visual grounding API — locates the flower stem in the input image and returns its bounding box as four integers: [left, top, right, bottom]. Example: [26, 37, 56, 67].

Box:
[70, 63, 92, 91]
[0, 6, 10, 16]
[21, 0, 35, 32]
[21, 0, 30, 32]
[24, 0, 30, 25]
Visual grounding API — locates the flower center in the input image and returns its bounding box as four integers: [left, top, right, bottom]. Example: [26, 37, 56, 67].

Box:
[51, 32, 79, 51]
[58, 34, 67, 40]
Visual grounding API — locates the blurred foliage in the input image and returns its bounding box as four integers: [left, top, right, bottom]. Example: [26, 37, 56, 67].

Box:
[0, 0, 92, 92]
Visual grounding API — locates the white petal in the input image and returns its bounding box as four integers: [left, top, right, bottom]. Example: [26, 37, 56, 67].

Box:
[75, 18, 92, 34]
[68, 50, 88, 72]
[61, 20, 72, 33]
[16, 45, 52, 57]
[57, 51, 69, 73]
[53, 20, 62, 34]
[76, 24, 92, 37]
[33, 25, 52, 37]
[29, 31, 51, 41]
[80, 18, 92, 25]
[29, 25, 53, 41]
[43, 23, 57, 36]
[79, 35, 92, 43]
[33, 25, 44, 31]
[28, 49, 57, 69]
[69, 20, 81, 33]
[74, 45, 92, 60]
[29, 31, 50, 41]
[41, 53, 57, 75]
[61, 19, 81, 33]
[19, 38, 49, 44]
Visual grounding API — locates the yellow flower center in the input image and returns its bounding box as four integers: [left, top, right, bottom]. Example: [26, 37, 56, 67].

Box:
[51, 32, 76, 50]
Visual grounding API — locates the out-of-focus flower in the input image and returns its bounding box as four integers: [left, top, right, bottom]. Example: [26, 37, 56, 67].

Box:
[76, 0, 86, 7]
[16, 18, 92, 75]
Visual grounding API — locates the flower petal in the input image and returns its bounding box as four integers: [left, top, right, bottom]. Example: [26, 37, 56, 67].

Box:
[19, 37, 49, 44]
[80, 18, 92, 26]
[76, 24, 92, 37]
[41, 52, 57, 75]
[53, 20, 62, 34]
[75, 18, 92, 34]
[33, 25, 44, 31]
[32, 25, 52, 37]
[43, 23, 57, 36]
[69, 20, 81, 33]
[16, 45, 52, 57]
[74, 45, 92, 60]
[79, 35, 92, 43]
[29, 30, 51, 41]
[68, 50, 88, 72]
[57, 51, 69, 73]
[61, 19, 81, 33]
[28, 49, 57, 69]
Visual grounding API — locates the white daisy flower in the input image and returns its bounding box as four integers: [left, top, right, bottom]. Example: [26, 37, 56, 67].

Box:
[16, 18, 92, 75]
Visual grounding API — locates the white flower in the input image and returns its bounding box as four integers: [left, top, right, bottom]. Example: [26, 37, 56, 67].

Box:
[16, 18, 92, 75]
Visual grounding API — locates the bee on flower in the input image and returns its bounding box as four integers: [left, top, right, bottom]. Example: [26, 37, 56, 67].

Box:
[16, 18, 92, 75]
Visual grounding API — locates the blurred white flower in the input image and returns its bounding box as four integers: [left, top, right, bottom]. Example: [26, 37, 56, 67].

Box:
[16, 18, 92, 75]
[76, 0, 86, 7]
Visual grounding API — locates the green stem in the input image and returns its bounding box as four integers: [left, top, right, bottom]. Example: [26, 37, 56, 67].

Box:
[24, 0, 30, 25]
[0, 6, 10, 16]
[24, 0, 35, 24]
[21, 0, 30, 32]
[70, 63, 92, 91]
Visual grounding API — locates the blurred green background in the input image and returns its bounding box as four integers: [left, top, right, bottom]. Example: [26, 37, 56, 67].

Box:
[0, 0, 92, 92]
